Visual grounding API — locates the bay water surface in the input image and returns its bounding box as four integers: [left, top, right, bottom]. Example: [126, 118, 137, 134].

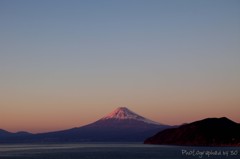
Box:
[0, 143, 239, 159]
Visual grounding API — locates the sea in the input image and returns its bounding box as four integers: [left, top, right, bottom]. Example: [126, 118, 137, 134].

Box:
[0, 143, 239, 159]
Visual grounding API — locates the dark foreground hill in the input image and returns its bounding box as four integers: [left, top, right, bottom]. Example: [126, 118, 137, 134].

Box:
[144, 117, 240, 146]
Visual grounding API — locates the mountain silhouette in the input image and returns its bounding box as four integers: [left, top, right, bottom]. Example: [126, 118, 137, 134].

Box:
[0, 107, 169, 143]
[144, 117, 240, 146]
[0, 129, 12, 137]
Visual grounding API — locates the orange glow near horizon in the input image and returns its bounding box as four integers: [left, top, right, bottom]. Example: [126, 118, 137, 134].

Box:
[1, 96, 240, 133]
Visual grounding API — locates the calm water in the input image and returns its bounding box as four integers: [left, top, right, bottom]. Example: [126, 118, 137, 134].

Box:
[0, 143, 239, 159]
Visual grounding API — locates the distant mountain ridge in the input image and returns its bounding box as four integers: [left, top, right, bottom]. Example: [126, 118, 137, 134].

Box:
[144, 117, 240, 146]
[0, 129, 11, 137]
[0, 107, 169, 143]
[0, 129, 31, 139]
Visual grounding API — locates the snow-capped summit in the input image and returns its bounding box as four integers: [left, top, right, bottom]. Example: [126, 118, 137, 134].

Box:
[101, 107, 160, 125]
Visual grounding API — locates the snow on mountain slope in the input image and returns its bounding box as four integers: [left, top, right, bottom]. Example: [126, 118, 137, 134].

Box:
[101, 107, 160, 125]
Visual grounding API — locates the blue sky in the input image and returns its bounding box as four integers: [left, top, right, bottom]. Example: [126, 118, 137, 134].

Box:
[0, 0, 240, 132]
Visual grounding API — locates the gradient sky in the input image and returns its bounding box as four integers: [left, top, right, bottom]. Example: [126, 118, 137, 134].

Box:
[0, 0, 240, 133]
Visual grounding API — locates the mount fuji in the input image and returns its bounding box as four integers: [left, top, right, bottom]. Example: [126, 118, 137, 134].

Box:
[100, 107, 160, 125]
[0, 107, 170, 143]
